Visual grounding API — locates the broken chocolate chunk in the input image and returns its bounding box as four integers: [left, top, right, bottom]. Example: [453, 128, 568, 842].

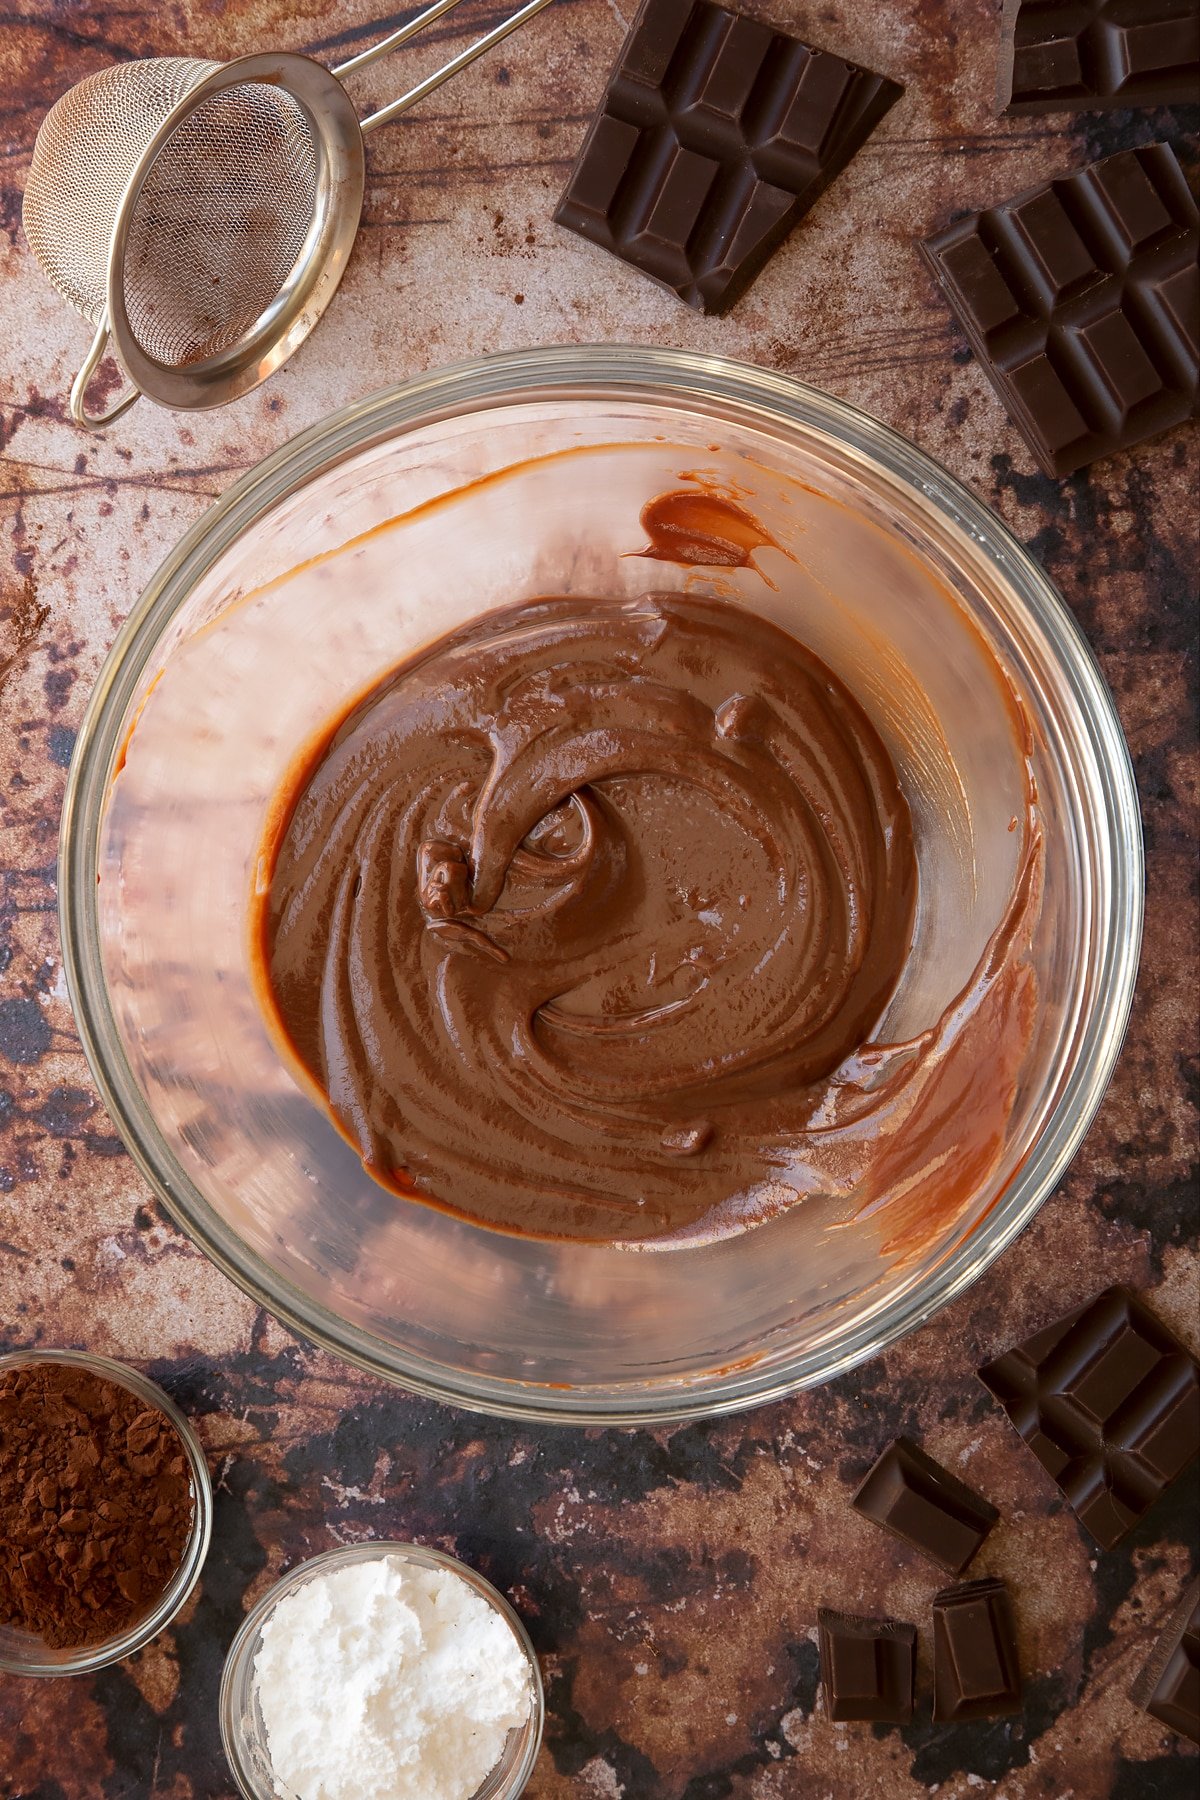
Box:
[998, 0, 1200, 115]
[818, 1607, 916, 1724]
[852, 1436, 999, 1575]
[555, 0, 903, 313]
[932, 1577, 1022, 1722]
[978, 1284, 1200, 1548]
[923, 143, 1199, 477]
[1133, 1578, 1200, 1746]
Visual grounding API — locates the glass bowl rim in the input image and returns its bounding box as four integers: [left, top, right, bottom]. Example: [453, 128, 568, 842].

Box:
[218, 1539, 545, 1800]
[0, 1347, 213, 1675]
[58, 342, 1144, 1424]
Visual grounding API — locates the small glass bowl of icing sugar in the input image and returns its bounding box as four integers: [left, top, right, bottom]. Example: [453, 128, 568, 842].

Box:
[219, 1541, 545, 1800]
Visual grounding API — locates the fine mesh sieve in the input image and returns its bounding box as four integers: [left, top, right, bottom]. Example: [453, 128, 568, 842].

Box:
[23, 57, 220, 331]
[22, 0, 556, 429]
[121, 82, 322, 370]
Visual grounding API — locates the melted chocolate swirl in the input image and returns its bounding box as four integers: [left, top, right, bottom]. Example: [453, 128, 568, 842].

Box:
[262, 594, 920, 1242]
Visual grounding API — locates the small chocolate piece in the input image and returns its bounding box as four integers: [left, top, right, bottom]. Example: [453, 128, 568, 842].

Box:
[554, 0, 903, 314]
[998, 0, 1200, 115]
[932, 1578, 1022, 1722]
[979, 1285, 1200, 1549]
[1133, 1579, 1200, 1746]
[852, 1436, 999, 1575]
[818, 1607, 916, 1724]
[923, 144, 1199, 477]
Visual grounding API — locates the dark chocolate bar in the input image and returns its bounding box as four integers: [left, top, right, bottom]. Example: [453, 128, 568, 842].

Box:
[818, 1607, 916, 1724]
[979, 1285, 1200, 1549]
[1132, 1579, 1200, 1746]
[852, 1436, 999, 1575]
[932, 1578, 1022, 1722]
[998, 0, 1200, 115]
[554, 0, 903, 313]
[923, 143, 1199, 477]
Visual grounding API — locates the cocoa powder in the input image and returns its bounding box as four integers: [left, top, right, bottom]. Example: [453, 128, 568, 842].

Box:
[0, 1360, 195, 1649]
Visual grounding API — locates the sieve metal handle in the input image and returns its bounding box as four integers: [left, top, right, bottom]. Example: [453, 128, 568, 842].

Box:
[70, 313, 142, 429]
[331, 0, 558, 135]
[331, 0, 474, 78]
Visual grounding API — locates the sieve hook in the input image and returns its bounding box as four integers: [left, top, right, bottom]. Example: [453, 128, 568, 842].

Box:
[71, 312, 141, 429]
[65, 0, 557, 428]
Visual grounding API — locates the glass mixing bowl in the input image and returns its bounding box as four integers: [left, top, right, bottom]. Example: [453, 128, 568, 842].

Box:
[59, 346, 1142, 1423]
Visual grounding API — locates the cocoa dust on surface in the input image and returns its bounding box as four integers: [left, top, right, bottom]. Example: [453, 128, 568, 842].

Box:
[0, 576, 49, 696]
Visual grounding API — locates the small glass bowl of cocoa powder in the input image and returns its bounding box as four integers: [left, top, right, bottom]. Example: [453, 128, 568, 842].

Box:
[0, 1349, 212, 1675]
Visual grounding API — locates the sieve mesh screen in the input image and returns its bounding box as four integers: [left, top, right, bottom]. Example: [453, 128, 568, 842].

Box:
[122, 83, 319, 367]
[23, 58, 219, 327]
[23, 60, 320, 369]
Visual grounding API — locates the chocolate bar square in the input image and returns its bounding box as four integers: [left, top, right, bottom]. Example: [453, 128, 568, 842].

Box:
[818, 1607, 916, 1724]
[979, 1285, 1200, 1548]
[1133, 1579, 1200, 1746]
[852, 1436, 999, 1575]
[932, 1578, 1022, 1722]
[923, 144, 1199, 477]
[555, 0, 903, 313]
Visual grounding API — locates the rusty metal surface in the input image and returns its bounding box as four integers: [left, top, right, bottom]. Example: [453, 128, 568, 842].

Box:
[0, 0, 1196, 1794]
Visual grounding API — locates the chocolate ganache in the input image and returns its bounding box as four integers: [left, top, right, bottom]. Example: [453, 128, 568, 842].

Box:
[259, 591, 1037, 1246]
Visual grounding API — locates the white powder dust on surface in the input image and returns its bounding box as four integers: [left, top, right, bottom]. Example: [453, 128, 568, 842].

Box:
[251, 1555, 534, 1800]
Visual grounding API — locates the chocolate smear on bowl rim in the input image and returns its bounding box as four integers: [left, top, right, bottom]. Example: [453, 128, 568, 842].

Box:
[635, 488, 784, 574]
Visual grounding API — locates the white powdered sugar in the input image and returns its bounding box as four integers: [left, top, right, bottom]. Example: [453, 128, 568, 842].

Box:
[252, 1555, 534, 1800]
